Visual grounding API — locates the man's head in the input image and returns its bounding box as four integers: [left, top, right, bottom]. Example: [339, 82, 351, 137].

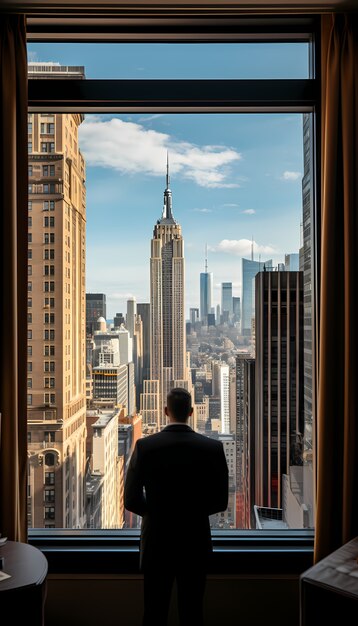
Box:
[165, 387, 193, 423]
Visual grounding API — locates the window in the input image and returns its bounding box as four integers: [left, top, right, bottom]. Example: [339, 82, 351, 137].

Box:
[45, 507, 55, 520]
[27, 330, 32, 340]
[44, 249, 55, 260]
[45, 431, 56, 442]
[28, 250, 32, 260]
[28, 122, 32, 134]
[41, 142, 55, 153]
[27, 394, 32, 405]
[28, 200, 32, 211]
[27, 35, 317, 536]
[43, 183, 56, 194]
[28, 265, 32, 276]
[28, 346, 32, 356]
[45, 471, 55, 485]
[45, 489, 55, 503]
[28, 216, 32, 228]
[28, 141, 32, 153]
[27, 378, 32, 388]
[27, 362, 32, 372]
[28, 281, 32, 291]
[43, 165, 55, 177]
[44, 232, 55, 244]
[28, 165, 33, 177]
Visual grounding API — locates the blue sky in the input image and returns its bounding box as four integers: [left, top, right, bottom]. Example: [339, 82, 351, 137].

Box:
[28, 43, 308, 318]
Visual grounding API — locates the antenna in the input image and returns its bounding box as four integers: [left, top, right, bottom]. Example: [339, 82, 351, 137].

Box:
[205, 243, 208, 272]
[166, 151, 170, 188]
[251, 235, 254, 261]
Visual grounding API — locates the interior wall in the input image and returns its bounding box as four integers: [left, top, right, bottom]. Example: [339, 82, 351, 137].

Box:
[45, 574, 300, 626]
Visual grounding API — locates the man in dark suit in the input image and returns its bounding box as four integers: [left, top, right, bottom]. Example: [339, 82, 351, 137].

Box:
[124, 387, 229, 626]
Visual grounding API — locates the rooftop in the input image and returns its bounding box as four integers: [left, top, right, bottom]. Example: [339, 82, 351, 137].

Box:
[254, 505, 289, 530]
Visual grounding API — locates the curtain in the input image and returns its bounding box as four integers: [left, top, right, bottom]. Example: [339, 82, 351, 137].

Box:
[0, 15, 28, 542]
[315, 13, 358, 563]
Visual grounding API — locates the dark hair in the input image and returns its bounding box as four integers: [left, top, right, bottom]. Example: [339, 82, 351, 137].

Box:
[166, 387, 192, 422]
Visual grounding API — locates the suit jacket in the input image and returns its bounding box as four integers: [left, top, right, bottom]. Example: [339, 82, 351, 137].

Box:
[124, 423, 229, 571]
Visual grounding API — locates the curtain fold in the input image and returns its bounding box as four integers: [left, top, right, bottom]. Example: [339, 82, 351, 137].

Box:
[0, 15, 28, 542]
[315, 13, 358, 563]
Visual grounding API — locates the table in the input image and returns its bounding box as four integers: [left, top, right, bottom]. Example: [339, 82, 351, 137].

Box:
[300, 536, 358, 626]
[0, 540, 48, 626]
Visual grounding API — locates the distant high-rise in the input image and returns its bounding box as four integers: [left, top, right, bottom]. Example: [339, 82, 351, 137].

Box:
[27, 63, 87, 529]
[221, 282, 233, 317]
[137, 303, 150, 382]
[190, 307, 200, 324]
[299, 112, 315, 527]
[241, 257, 272, 337]
[86, 293, 106, 336]
[255, 271, 304, 509]
[284, 253, 299, 271]
[200, 246, 213, 322]
[242, 358, 256, 529]
[126, 297, 136, 340]
[141, 155, 190, 428]
[233, 296, 241, 324]
[235, 352, 252, 528]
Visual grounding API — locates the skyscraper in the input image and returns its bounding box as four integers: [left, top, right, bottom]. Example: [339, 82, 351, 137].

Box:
[86, 293, 106, 336]
[241, 257, 272, 337]
[300, 112, 315, 527]
[284, 253, 300, 271]
[255, 270, 304, 509]
[221, 282, 233, 317]
[137, 303, 150, 383]
[200, 246, 213, 322]
[141, 155, 190, 428]
[27, 63, 87, 528]
[126, 297, 136, 340]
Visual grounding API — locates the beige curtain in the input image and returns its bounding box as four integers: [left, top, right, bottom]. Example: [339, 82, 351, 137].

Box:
[315, 13, 358, 563]
[0, 15, 28, 542]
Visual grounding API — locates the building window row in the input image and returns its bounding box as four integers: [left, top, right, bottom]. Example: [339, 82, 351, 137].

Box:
[44, 312, 55, 324]
[44, 265, 55, 276]
[44, 345, 55, 356]
[44, 377, 56, 388]
[44, 217, 55, 227]
[43, 200, 55, 211]
[44, 361, 56, 372]
[44, 281, 55, 293]
[44, 393, 56, 405]
[44, 233, 55, 244]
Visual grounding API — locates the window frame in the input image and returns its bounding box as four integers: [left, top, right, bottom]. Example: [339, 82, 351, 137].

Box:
[26, 15, 320, 575]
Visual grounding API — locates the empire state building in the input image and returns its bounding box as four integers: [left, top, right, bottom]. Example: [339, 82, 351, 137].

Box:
[140, 156, 191, 431]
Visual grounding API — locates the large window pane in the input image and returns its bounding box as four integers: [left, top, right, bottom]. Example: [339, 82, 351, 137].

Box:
[26, 60, 314, 532]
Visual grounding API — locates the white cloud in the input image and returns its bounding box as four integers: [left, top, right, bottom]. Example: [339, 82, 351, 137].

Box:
[79, 117, 241, 188]
[222, 203, 239, 208]
[215, 238, 277, 257]
[241, 209, 256, 215]
[281, 170, 302, 181]
[192, 208, 212, 213]
[109, 292, 137, 300]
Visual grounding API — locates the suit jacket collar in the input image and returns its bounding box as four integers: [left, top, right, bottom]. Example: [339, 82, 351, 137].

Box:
[162, 423, 193, 432]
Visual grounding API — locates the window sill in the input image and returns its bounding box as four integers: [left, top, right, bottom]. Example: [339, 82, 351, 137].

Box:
[29, 529, 314, 575]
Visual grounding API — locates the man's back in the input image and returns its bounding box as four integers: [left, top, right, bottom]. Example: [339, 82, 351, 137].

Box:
[125, 423, 229, 569]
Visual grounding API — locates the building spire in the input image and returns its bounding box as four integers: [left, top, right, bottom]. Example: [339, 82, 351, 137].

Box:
[205, 243, 208, 272]
[161, 151, 174, 222]
[251, 235, 254, 261]
[166, 151, 170, 189]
